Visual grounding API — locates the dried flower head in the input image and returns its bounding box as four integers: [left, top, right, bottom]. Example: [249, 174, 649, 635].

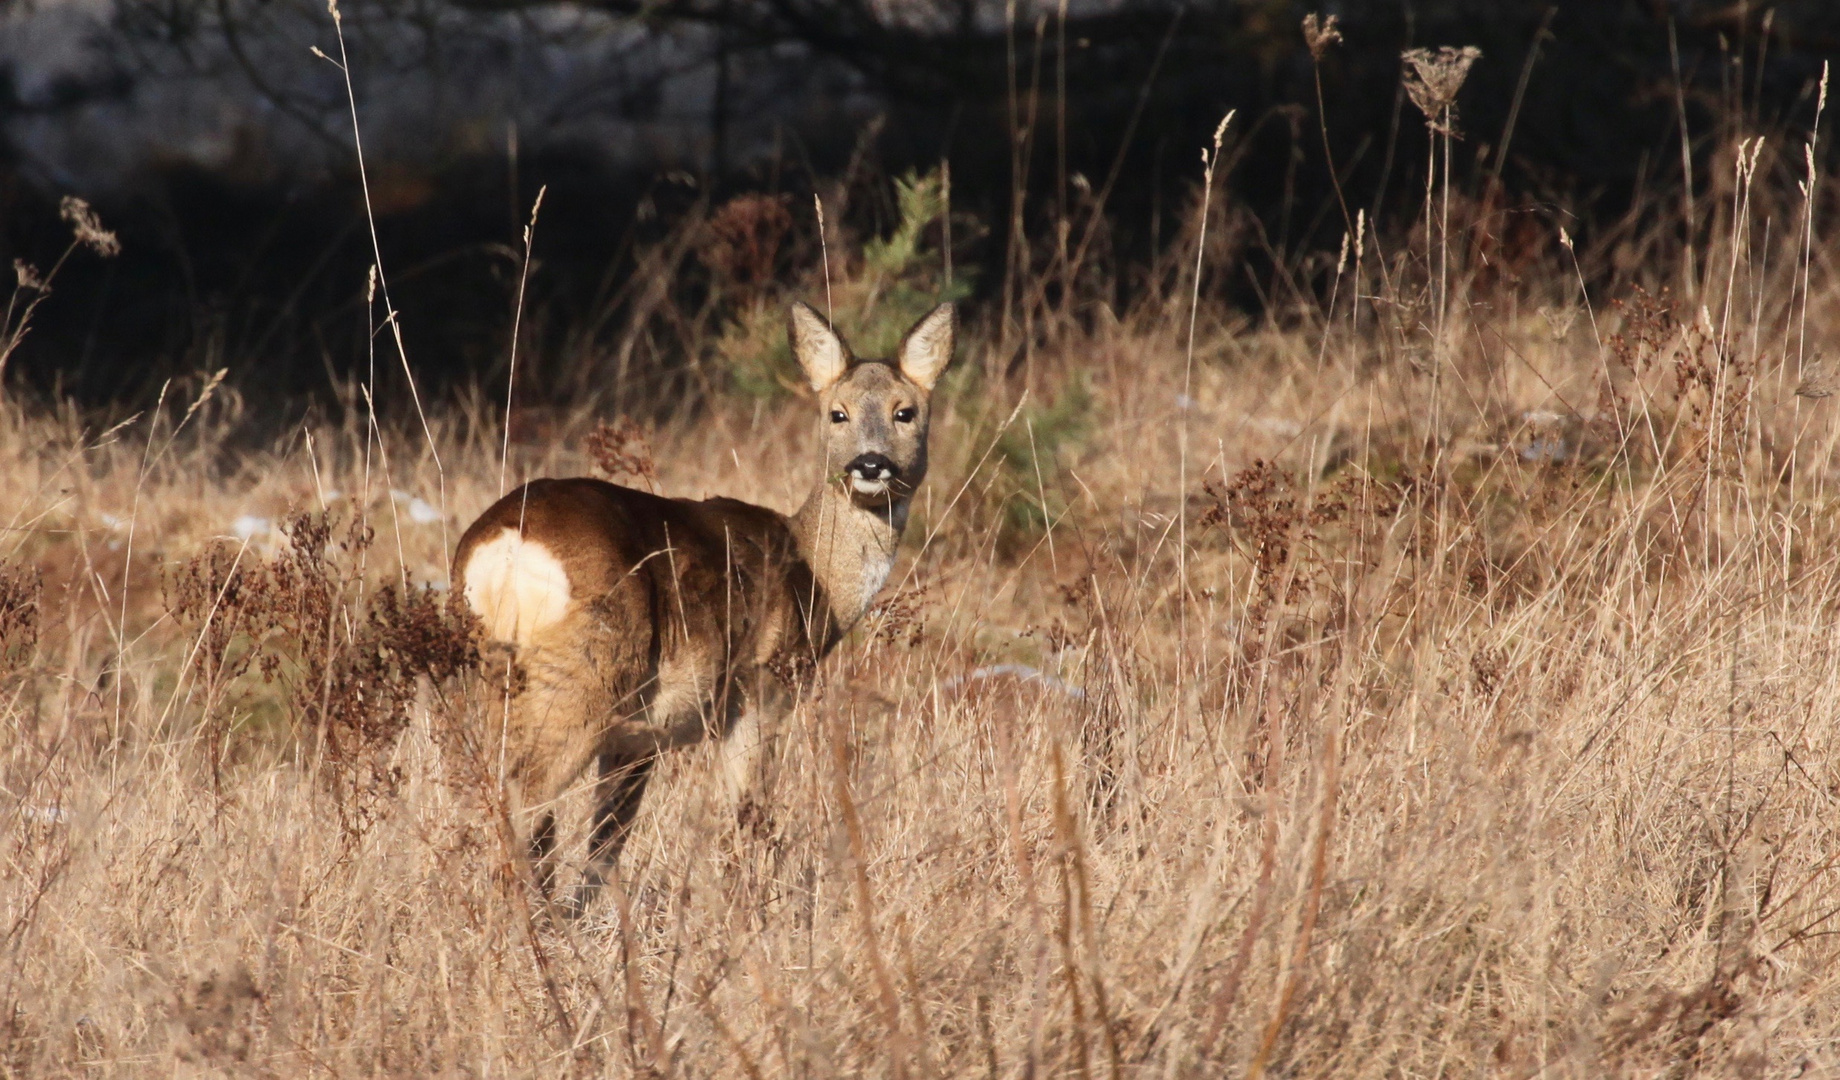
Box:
[0, 559, 41, 666]
[1201, 110, 1236, 172]
[1303, 14, 1342, 62]
[13, 260, 45, 291]
[1538, 304, 1580, 341]
[584, 417, 659, 488]
[1797, 358, 1837, 399]
[58, 197, 120, 258]
[1212, 110, 1235, 150]
[699, 193, 792, 290]
[1402, 46, 1482, 136]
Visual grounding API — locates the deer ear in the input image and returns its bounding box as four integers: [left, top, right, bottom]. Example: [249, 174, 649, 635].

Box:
[789, 301, 849, 392]
[898, 303, 956, 391]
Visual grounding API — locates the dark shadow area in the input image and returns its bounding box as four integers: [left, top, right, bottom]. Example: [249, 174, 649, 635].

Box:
[2, 0, 1837, 410]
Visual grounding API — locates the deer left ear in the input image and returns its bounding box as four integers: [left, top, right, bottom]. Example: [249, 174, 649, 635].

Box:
[897, 303, 956, 391]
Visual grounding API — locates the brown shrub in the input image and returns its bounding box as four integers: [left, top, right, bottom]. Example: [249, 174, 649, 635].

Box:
[163, 511, 479, 820]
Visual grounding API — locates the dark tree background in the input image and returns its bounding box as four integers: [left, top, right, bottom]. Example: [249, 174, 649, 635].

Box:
[2, 0, 1836, 407]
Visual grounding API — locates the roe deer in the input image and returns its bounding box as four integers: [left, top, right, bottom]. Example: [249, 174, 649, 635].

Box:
[454, 301, 955, 907]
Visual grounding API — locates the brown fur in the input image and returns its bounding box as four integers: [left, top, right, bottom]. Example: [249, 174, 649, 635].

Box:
[453, 301, 956, 908]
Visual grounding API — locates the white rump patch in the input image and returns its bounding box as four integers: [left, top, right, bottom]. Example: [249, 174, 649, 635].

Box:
[464, 528, 572, 646]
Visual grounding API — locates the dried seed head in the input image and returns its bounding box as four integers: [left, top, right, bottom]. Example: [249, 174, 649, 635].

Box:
[1201, 110, 1237, 172]
[1538, 304, 1580, 341]
[585, 417, 658, 490]
[58, 197, 120, 258]
[1402, 46, 1482, 136]
[1797, 358, 1837, 399]
[179, 368, 229, 429]
[1302, 14, 1342, 62]
[13, 260, 44, 291]
[1734, 136, 1764, 183]
[1212, 110, 1235, 152]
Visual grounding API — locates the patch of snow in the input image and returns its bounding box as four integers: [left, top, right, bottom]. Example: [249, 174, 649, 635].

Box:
[941, 663, 1086, 700]
[1250, 416, 1302, 436]
[232, 515, 272, 540]
[1522, 437, 1569, 463]
[391, 490, 445, 524]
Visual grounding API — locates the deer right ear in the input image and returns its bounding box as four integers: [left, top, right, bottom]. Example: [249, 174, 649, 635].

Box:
[789, 302, 849, 393]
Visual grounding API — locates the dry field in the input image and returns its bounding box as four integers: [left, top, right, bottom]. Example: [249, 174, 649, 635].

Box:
[9, 96, 1840, 1078]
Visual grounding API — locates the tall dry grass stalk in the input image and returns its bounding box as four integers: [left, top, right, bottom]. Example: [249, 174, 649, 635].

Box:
[1402, 44, 1481, 446]
[7, 34, 1840, 1080]
[1, 199, 118, 393]
[501, 186, 546, 497]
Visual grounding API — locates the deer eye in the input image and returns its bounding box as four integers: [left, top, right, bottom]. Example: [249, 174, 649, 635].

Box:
[894, 406, 918, 423]
[830, 410, 849, 424]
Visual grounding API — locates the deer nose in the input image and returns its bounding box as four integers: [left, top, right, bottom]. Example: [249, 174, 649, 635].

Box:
[846, 453, 899, 482]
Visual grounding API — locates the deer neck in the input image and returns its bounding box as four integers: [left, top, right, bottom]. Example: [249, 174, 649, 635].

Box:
[792, 478, 907, 630]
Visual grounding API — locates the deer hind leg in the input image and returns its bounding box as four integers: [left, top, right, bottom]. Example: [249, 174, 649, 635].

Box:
[493, 653, 594, 908]
[530, 811, 560, 896]
[490, 607, 642, 910]
[574, 751, 655, 913]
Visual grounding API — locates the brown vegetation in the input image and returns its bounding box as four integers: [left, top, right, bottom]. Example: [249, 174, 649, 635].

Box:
[4, 31, 1840, 1079]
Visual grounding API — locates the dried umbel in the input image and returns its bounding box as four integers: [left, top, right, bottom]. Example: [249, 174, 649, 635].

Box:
[58, 197, 120, 258]
[1403, 46, 1482, 136]
[1302, 14, 1342, 62]
[13, 260, 44, 291]
[1538, 304, 1581, 341]
[1796, 358, 1837, 400]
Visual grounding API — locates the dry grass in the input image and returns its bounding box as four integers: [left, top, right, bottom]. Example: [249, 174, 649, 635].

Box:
[8, 59, 1840, 1078]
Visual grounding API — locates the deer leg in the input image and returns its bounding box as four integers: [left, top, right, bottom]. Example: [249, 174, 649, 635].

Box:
[530, 810, 559, 897]
[494, 650, 596, 908]
[574, 751, 655, 914]
[483, 652, 578, 908]
[494, 598, 650, 914]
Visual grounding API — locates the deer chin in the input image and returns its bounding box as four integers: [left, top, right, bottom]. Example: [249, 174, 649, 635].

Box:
[849, 476, 891, 497]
